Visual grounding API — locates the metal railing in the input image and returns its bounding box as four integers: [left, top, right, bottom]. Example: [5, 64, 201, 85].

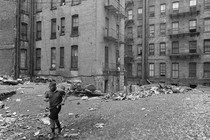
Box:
[104, 28, 124, 43]
[105, 0, 126, 17]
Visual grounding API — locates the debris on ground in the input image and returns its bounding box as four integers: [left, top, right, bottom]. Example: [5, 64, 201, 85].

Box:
[103, 84, 195, 101]
[0, 101, 4, 109]
[95, 123, 105, 128]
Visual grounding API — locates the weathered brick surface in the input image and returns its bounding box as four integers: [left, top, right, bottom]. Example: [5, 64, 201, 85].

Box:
[0, 0, 16, 76]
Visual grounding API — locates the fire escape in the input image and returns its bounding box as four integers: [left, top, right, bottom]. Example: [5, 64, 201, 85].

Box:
[104, 0, 126, 76]
[168, 4, 201, 61]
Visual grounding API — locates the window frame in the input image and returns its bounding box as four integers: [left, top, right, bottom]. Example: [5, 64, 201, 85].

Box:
[137, 25, 142, 38]
[71, 15, 79, 37]
[20, 49, 27, 69]
[204, 62, 210, 78]
[172, 41, 179, 54]
[137, 63, 142, 77]
[172, 63, 179, 78]
[160, 42, 166, 56]
[172, 1, 179, 12]
[204, 18, 210, 32]
[149, 5, 155, 17]
[71, 45, 78, 69]
[50, 18, 56, 39]
[51, 47, 56, 69]
[204, 39, 210, 53]
[36, 48, 41, 70]
[71, 0, 81, 6]
[160, 23, 166, 36]
[189, 62, 196, 78]
[149, 43, 155, 56]
[60, 17, 65, 36]
[21, 22, 28, 41]
[137, 7, 143, 19]
[36, 21, 42, 41]
[160, 3, 166, 15]
[160, 63, 166, 77]
[137, 44, 142, 56]
[149, 24, 155, 37]
[149, 63, 155, 77]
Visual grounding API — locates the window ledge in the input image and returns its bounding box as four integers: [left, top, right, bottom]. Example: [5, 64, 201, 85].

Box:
[70, 34, 79, 37]
[35, 68, 41, 71]
[36, 38, 42, 41]
[50, 37, 56, 40]
[36, 10, 42, 13]
[50, 68, 56, 71]
[70, 68, 78, 71]
[71, 3, 81, 6]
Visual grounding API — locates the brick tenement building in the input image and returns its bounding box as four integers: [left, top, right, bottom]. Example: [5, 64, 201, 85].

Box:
[34, 0, 125, 92]
[0, 0, 16, 76]
[125, 0, 210, 86]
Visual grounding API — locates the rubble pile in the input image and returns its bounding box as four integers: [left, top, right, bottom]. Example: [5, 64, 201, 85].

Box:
[0, 75, 23, 86]
[103, 84, 194, 101]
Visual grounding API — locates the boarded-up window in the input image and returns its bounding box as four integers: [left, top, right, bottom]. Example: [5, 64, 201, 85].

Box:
[71, 46, 78, 69]
[60, 47, 64, 68]
[36, 48, 41, 70]
[20, 49, 27, 69]
[172, 63, 179, 78]
[51, 47, 56, 69]
[189, 62, 196, 77]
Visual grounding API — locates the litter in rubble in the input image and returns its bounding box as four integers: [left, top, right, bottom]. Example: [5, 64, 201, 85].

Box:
[95, 123, 105, 128]
[16, 99, 21, 102]
[103, 83, 194, 101]
[141, 108, 146, 111]
[34, 130, 40, 136]
[40, 117, 50, 125]
[0, 101, 4, 109]
[81, 96, 88, 100]
[89, 108, 97, 111]
[68, 113, 74, 116]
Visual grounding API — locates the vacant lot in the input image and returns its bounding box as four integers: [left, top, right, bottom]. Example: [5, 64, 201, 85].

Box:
[0, 83, 210, 140]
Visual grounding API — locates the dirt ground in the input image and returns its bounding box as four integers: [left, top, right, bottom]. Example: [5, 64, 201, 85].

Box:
[1, 83, 210, 140]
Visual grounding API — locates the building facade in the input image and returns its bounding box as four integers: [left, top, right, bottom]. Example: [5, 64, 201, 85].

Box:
[34, 0, 125, 92]
[125, 0, 210, 87]
[0, 0, 17, 76]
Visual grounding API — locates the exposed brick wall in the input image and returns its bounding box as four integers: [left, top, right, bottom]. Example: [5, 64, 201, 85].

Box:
[0, 0, 16, 76]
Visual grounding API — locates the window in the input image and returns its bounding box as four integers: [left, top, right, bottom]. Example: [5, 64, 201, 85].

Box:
[172, 63, 179, 78]
[149, 43, 154, 56]
[204, 40, 210, 53]
[127, 27, 133, 38]
[127, 63, 132, 77]
[36, 0, 42, 12]
[160, 42, 166, 56]
[51, 47, 56, 69]
[137, 63, 142, 77]
[189, 20, 197, 31]
[149, 24, 155, 37]
[137, 44, 142, 56]
[60, 17, 65, 35]
[204, 62, 210, 78]
[160, 23, 166, 35]
[20, 49, 27, 69]
[160, 63, 166, 77]
[36, 21, 41, 40]
[51, 18, 56, 39]
[127, 45, 133, 56]
[51, 0, 57, 9]
[189, 41, 197, 53]
[204, 18, 210, 32]
[61, 0, 65, 6]
[71, 15, 79, 36]
[137, 26, 142, 38]
[149, 63, 154, 77]
[36, 48, 41, 70]
[137, 8, 143, 19]
[190, 0, 196, 7]
[72, 0, 81, 6]
[71, 46, 78, 69]
[160, 4, 166, 15]
[21, 23, 27, 41]
[21, 0, 29, 14]
[149, 6, 155, 17]
[205, 0, 210, 10]
[172, 41, 179, 54]
[60, 47, 64, 68]
[128, 10, 133, 20]
[172, 22, 179, 34]
[189, 62, 196, 77]
[172, 2, 179, 12]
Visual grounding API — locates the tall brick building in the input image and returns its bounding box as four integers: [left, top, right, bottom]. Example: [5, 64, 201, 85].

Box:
[0, 0, 17, 76]
[34, 0, 125, 92]
[125, 0, 210, 87]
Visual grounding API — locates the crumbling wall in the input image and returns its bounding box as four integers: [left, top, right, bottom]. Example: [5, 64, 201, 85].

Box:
[0, 0, 16, 76]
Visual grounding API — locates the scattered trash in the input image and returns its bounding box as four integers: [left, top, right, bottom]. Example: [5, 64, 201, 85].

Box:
[0, 101, 5, 109]
[95, 123, 104, 128]
[141, 108, 146, 111]
[40, 117, 50, 125]
[68, 113, 74, 116]
[81, 96, 88, 100]
[13, 112, 17, 115]
[69, 133, 80, 137]
[37, 95, 43, 97]
[89, 108, 97, 111]
[16, 99, 21, 102]
[34, 130, 40, 136]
